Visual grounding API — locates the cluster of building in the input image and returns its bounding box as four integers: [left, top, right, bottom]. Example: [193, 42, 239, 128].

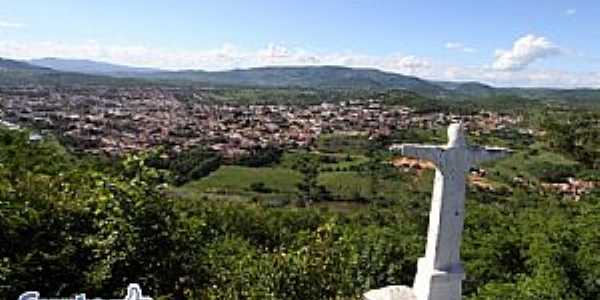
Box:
[542, 178, 597, 201]
[0, 86, 522, 158]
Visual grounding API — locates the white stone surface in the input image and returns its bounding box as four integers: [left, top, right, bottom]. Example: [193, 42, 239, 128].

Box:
[365, 123, 510, 300]
[363, 285, 416, 300]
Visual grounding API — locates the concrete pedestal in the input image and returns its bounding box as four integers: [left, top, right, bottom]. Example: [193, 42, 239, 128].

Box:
[412, 258, 464, 300]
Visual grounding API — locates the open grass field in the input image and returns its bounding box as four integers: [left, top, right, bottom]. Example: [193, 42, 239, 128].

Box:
[315, 133, 371, 154]
[173, 138, 578, 212]
[176, 159, 434, 209]
[279, 151, 369, 171]
[175, 166, 302, 201]
[318, 170, 421, 201]
[485, 143, 580, 183]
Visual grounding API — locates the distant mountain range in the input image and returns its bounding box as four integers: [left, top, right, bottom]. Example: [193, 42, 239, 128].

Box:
[432, 81, 497, 97]
[143, 66, 450, 96]
[1, 56, 599, 104]
[0, 58, 52, 72]
[24, 59, 447, 95]
[0, 58, 150, 86]
[28, 58, 161, 75]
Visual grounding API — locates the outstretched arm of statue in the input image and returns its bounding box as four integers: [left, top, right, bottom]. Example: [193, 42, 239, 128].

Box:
[398, 144, 445, 166]
[469, 146, 512, 166]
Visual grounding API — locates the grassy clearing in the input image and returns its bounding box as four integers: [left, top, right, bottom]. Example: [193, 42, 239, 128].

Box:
[316, 133, 371, 154]
[320, 153, 369, 170]
[175, 162, 426, 206]
[319, 171, 372, 200]
[318, 169, 429, 202]
[279, 151, 369, 171]
[173, 147, 545, 207]
[485, 143, 579, 182]
[176, 166, 302, 201]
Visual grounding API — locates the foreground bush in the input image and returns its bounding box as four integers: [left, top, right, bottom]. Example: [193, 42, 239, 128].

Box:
[1, 128, 600, 299]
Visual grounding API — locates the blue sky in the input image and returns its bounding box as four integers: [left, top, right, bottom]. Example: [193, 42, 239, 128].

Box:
[1, 0, 599, 87]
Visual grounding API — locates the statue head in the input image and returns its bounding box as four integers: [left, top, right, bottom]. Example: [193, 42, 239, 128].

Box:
[125, 283, 152, 300]
[447, 122, 466, 148]
[18, 291, 39, 300]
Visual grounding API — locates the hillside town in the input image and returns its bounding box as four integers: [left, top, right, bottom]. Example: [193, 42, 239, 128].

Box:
[0, 86, 524, 157]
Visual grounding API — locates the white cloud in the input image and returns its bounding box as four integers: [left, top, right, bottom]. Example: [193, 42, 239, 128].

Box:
[436, 64, 600, 88]
[492, 34, 561, 71]
[445, 42, 476, 53]
[0, 20, 24, 28]
[565, 8, 577, 16]
[0, 40, 435, 75]
[394, 55, 431, 69]
[0, 38, 598, 88]
[258, 43, 291, 59]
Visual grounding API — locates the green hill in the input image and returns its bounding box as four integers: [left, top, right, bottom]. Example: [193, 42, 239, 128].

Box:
[2, 56, 599, 106]
[0, 58, 51, 71]
[142, 66, 449, 97]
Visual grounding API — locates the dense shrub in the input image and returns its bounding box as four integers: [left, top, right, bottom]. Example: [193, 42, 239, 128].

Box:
[236, 146, 283, 168]
[146, 147, 222, 186]
[527, 161, 578, 183]
[1, 127, 600, 299]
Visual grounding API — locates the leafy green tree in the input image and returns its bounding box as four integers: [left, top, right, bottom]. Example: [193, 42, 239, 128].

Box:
[294, 156, 320, 206]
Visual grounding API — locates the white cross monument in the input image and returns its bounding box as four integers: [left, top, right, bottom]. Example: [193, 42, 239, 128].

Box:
[364, 122, 511, 300]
